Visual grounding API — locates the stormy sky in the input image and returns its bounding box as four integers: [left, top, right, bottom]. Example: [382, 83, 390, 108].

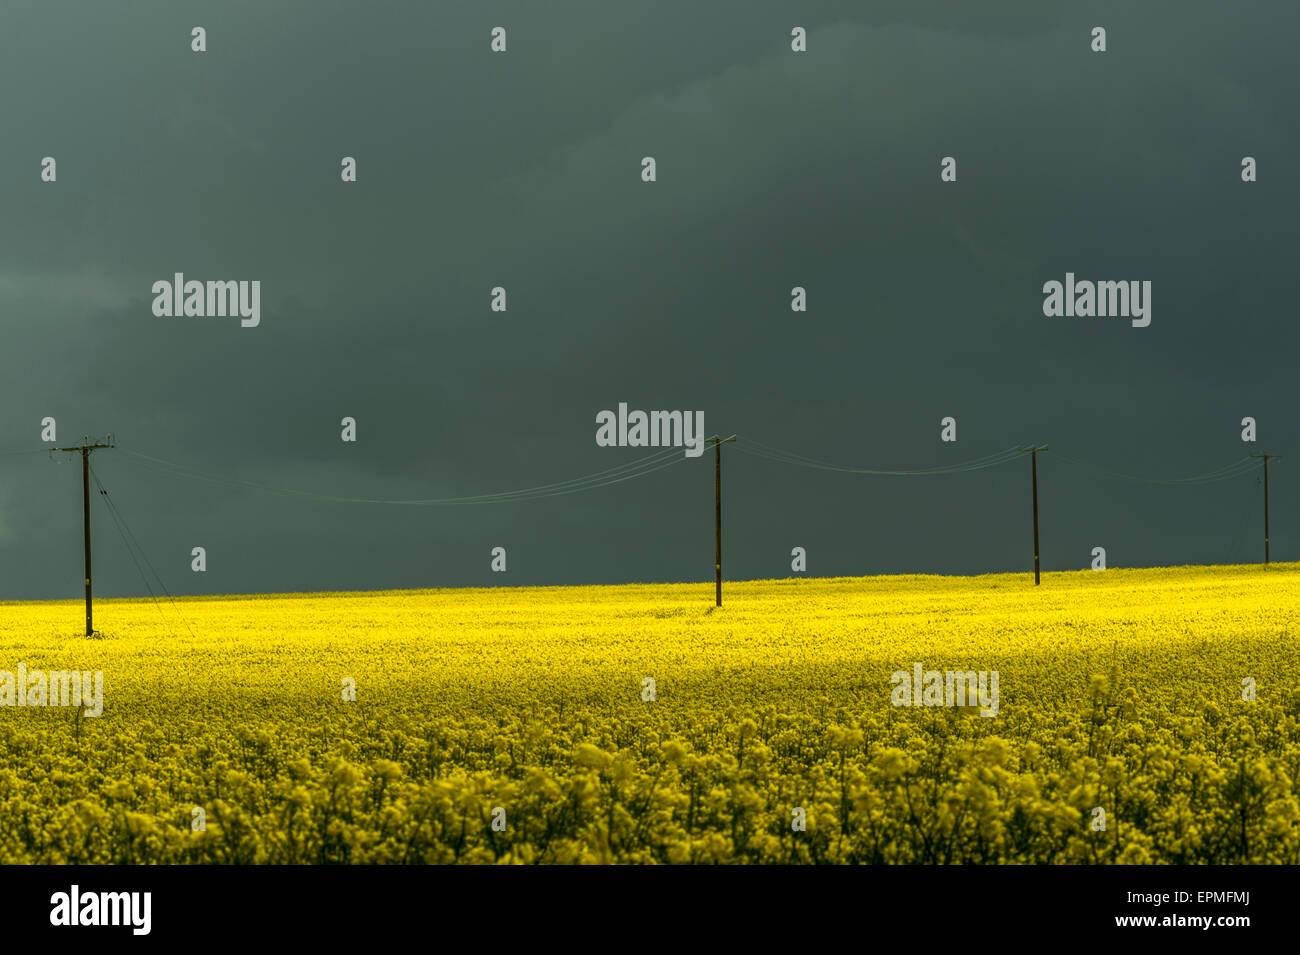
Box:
[1, 0, 1295, 600]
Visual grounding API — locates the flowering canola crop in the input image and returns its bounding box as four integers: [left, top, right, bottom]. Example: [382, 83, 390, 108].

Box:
[0, 562, 1297, 864]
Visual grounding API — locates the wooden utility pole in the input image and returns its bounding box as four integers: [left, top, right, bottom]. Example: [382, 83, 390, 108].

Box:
[1250, 453, 1279, 564]
[706, 435, 737, 606]
[54, 435, 114, 635]
[1019, 446, 1048, 585]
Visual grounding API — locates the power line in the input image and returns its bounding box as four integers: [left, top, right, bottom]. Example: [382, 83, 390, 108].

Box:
[117, 445, 691, 506]
[735, 439, 1023, 476]
[90, 462, 198, 638]
[738, 439, 1264, 486]
[96, 471, 198, 639]
[1053, 452, 1259, 486]
[89, 463, 170, 627]
[737, 439, 1276, 580]
[1, 440, 1280, 492]
[8, 434, 1287, 612]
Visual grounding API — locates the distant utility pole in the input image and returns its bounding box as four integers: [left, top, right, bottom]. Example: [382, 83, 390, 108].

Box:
[1019, 446, 1049, 585]
[54, 435, 114, 635]
[706, 435, 737, 606]
[1250, 453, 1280, 564]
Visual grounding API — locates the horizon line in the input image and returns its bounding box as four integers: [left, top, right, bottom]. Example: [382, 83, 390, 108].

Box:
[1, 558, 1294, 606]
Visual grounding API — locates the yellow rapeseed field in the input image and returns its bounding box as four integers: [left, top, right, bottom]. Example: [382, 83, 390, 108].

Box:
[1, 563, 1297, 864]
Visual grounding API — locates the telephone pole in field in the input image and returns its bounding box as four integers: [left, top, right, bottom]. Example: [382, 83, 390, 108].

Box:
[54, 435, 114, 635]
[706, 435, 737, 606]
[1020, 446, 1048, 585]
[1250, 453, 1279, 564]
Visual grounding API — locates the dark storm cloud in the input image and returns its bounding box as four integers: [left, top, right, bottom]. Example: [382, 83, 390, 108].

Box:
[1, 1, 1295, 600]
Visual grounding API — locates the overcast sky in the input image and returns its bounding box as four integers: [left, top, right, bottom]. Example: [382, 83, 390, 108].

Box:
[1, 0, 1295, 600]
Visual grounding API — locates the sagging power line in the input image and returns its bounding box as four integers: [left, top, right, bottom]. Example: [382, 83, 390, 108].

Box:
[1052, 452, 1259, 486]
[117, 446, 692, 505]
[734, 439, 1024, 475]
[736, 437, 1270, 583]
[29, 441, 697, 631]
[0, 433, 1282, 628]
[90, 462, 197, 640]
